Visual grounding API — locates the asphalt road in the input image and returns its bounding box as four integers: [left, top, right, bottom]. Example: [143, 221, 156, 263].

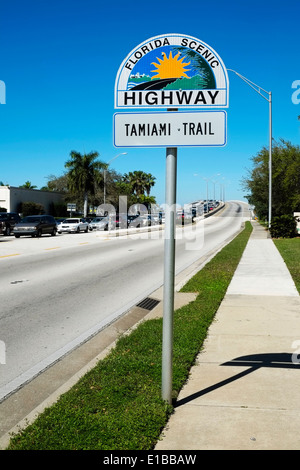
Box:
[0, 201, 250, 401]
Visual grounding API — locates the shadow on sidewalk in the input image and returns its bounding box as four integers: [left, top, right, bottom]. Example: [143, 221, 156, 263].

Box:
[175, 353, 298, 408]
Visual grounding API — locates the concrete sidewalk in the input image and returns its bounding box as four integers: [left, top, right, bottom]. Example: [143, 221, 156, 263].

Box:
[155, 221, 300, 450]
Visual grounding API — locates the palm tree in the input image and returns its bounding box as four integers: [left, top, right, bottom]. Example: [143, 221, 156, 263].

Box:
[123, 171, 145, 197]
[144, 173, 156, 196]
[123, 171, 156, 197]
[65, 151, 107, 217]
[172, 47, 216, 89]
[19, 181, 37, 189]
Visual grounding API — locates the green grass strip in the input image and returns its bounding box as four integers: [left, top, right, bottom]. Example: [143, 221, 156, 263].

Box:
[273, 238, 300, 294]
[7, 221, 253, 450]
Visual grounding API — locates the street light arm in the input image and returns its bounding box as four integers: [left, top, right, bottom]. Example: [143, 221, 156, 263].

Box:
[227, 69, 271, 102]
[103, 152, 127, 205]
[227, 68, 272, 229]
[107, 152, 127, 166]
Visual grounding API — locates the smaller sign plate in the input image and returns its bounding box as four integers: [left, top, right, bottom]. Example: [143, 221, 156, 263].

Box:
[114, 111, 227, 147]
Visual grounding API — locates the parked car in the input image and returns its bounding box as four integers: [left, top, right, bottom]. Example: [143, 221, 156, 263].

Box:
[0, 212, 21, 236]
[14, 215, 57, 237]
[176, 210, 193, 225]
[127, 214, 142, 228]
[89, 216, 109, 231]
[55, 218, 66, 228]
[57, 218, 89, 233]
[191, 205, 204, 220]
[140, 214, 159, 226]
[203, 203, 214, 213]
[114, 214, 128, 229]
[158, 212, 165, 224]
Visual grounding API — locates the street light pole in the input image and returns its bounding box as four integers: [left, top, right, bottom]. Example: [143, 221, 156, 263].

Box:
[211, 174, 221, 202]
[227, 69, 272, 228]
[104, 152, 127, 204]
[203, 177, 209, 212]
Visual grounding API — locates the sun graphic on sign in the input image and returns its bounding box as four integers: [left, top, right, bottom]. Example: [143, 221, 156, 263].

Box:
[151, 51, 191, 80]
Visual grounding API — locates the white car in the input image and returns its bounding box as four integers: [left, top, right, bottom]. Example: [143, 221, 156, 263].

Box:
[57, 218, 89, 233]
[89, 216, 109, 231]
[140, 214, 159, 226]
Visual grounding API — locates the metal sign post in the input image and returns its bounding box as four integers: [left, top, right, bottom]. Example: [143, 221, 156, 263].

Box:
[162, 146, 177, 404]
[114, 33, 229, 405]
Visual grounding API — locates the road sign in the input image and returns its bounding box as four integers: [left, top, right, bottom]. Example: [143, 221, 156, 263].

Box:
[115, 33, 229, 109]
[67, 203, 76, 211]
[114, 33, 229, 405]
[114, 111, 226, 147]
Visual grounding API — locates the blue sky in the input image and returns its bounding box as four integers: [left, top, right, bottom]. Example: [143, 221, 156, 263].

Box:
[1, 0, 299, 206]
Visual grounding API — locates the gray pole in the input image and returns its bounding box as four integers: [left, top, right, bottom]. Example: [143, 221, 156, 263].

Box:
[227, 69, 272, 229]
[103, 169, 106, 205]
[268, 92, 272, 229]
[162, 146, 177, 404]
[204, 178, 208, 212]
[206, 181, 208, 210]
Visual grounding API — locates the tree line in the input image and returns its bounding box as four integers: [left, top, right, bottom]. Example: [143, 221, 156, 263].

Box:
[242, 139, 300, 236]
[15, 151, 157, 217]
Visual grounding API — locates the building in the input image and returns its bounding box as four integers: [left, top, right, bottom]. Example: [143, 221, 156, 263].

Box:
[0, 186, 64, 214]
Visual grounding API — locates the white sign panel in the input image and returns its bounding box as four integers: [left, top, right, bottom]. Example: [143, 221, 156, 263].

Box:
[115, 33, 229, 109]
[114, 111, 227, 147]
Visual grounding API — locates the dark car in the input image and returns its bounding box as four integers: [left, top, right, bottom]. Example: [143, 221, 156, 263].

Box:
[127, 214, 142, 228]
[14, 215, 57, 238]
[0, 212, 21, 236]
[114, 214, 128, 229]
[176, 210, 193, 225]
